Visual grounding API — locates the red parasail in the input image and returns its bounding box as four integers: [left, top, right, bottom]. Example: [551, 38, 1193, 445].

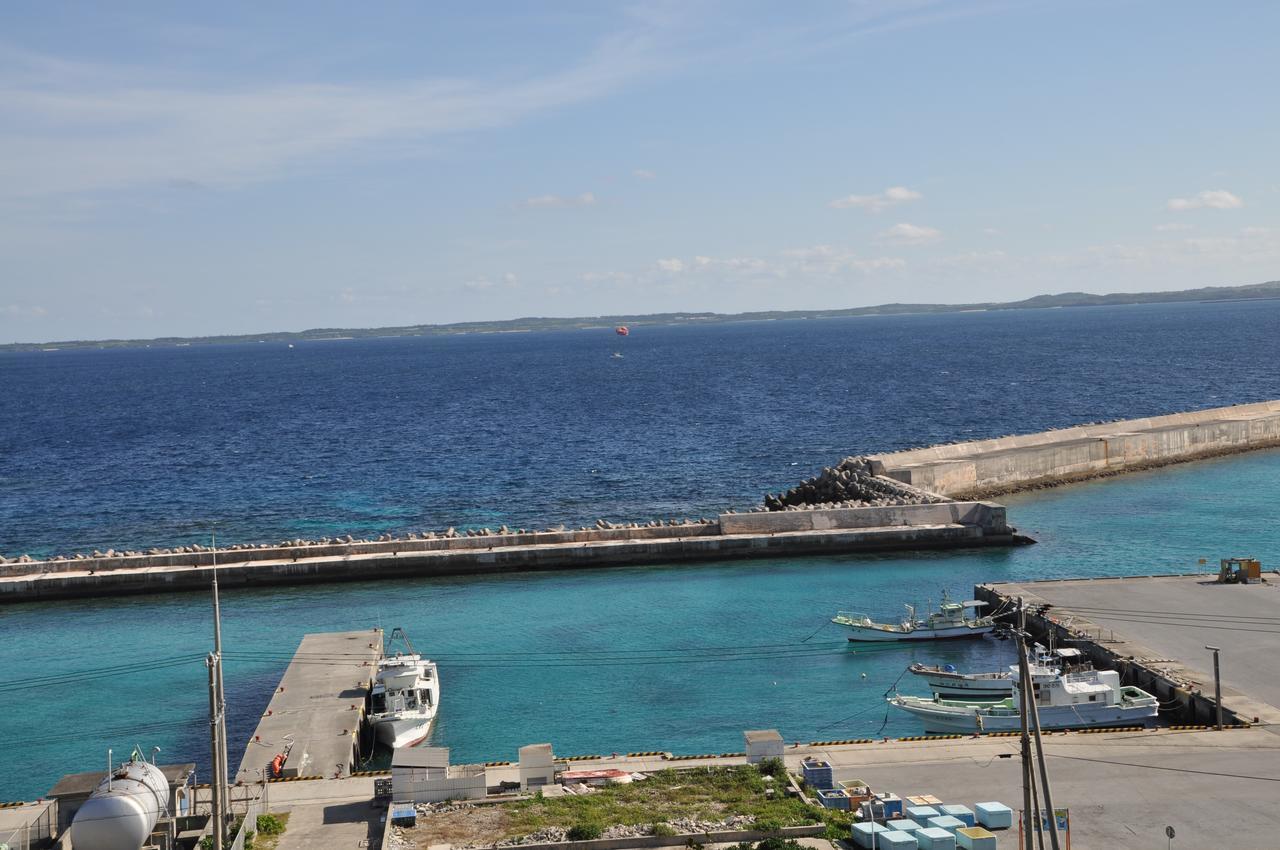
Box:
[615, 326, 629, 336]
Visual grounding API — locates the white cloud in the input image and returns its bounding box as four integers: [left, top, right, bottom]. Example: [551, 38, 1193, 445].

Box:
[0, 28, 673, 200]
[982, 227, 1001, 236]
[828, 186, 921, 212]
[1166, 189, 1243, 211]
[463, 277, 495, 291]
[656, 257, 685, 273]
[633, 169, 656, 180]
[877, 222, 941, 244]
[1154, 222, 1192, 232]
[517, 192, 597, 209]
[502, 272, 519, 286]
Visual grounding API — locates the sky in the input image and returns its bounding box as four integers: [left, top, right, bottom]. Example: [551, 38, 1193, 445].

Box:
[1, 1, 1278, 343]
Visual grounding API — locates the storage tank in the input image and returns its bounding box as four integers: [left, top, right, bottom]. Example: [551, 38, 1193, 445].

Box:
[71, 758, 169, 850]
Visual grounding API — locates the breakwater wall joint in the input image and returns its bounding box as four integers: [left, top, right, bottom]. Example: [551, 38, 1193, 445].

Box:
[872, 399, 1280, 498]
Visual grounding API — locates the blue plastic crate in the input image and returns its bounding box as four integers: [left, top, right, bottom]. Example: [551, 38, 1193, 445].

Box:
[974, 801, 1012, 830]
[879, 829, 918, 849]
[851, 822, 890, 849]
[906, 805, 940, 823]
[938, 805, 975, 827]
[916, 827, 957, 850]
[801, 758, 835, 790]
[887, 818, 923, 834]
[927, 815, 967, 833]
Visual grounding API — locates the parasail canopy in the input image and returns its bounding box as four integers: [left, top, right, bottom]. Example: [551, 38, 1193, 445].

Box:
[615, 326, 629, 336]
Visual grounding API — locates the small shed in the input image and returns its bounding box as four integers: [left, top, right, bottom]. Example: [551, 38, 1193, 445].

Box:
[519, 743, 556, 790]
[391, 748, 487, 803]
[744, 729, 784, 763]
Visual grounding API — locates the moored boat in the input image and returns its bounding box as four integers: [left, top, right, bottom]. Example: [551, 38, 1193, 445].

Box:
[889, 663, 1158, 733]
[908, 647, 1087, 699]
[368, 628, 440, 749]
[833, 592, 995, 641]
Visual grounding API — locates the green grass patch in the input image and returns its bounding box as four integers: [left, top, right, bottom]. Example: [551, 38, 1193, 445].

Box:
[501, 766, 824, 840]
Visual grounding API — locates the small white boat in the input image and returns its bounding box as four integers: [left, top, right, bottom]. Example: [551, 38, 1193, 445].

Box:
[368, 628, 440, 749]
[889, 663, 1158, 733]
[909, 647, 1086, 700]
[833, 592, 995, 641]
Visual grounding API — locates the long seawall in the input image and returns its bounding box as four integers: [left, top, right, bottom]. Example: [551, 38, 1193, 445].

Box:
[0, 502, 1015, 603]
[869, 399, 1280, 498]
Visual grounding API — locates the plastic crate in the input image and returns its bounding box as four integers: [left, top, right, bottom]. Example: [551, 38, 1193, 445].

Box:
[974, 801, 1012, 830]
[916, 827, 957, 850]
[956, 826, 998, 849]
[938, 805, 975, 827]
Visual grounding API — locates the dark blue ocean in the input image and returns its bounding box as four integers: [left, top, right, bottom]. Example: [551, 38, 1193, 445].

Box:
[3, 301, 1280, 557]
[2, 300, 1280, 801]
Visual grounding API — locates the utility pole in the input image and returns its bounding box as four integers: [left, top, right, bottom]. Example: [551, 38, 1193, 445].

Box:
[1018, 599, 1035, 850]
[1205, 646, 1223, 730]
[1019, 604, 1061, 850]
[212, 536, 230, 801]
[206, 654, 224, 850]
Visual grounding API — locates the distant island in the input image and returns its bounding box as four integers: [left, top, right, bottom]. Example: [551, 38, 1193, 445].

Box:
[5, 279, 1279, 352]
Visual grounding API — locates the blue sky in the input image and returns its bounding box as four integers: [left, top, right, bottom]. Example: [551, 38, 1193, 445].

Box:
[2, 1, 1277, 342]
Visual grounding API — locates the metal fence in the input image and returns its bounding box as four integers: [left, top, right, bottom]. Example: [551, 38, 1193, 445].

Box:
[0, 804, 55, 850]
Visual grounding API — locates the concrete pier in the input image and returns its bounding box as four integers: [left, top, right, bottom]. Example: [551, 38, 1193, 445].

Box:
[977, 573, 1280, 727]
[0, 502, 1018, 603]
[235, 630, 383, 783]
[871, 398, 1280, 497]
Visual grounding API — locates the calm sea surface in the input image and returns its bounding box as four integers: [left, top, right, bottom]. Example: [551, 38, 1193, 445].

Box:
[2, 301, 1280, 799]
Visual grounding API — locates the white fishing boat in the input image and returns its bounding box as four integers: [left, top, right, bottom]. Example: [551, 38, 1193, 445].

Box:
[889, 662, 1158, 733]
[368, 628, 440, 749]
[909, 647, 1087, 700]
[833, 592, 995, 641]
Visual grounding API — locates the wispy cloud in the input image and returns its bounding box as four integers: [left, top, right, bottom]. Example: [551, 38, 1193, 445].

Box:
[632, 169, 656, 180]
[828, 186, 922, 212]
[516, 192, 597, 209]
[1166, 189, 1243, 211]
[0, 28, 673, 200]
[1154, 222, 1192, 232]
[876, 222, 941, 244]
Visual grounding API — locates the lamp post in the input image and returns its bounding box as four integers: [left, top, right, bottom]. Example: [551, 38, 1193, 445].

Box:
[1204, 646, 1222, 730]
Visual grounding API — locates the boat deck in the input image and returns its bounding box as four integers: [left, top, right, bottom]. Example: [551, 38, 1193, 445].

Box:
[234, 630, 383, 782]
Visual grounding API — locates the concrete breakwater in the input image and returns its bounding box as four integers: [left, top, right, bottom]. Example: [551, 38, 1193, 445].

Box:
[0, 502, 1017, 602]
[868, 398, 1280, 498]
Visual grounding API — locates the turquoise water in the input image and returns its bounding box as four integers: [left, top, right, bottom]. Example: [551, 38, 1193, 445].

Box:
[2, 449, 1279, 800]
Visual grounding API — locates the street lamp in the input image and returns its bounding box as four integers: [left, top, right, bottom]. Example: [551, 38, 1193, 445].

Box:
[1204, 646, 1222, 730]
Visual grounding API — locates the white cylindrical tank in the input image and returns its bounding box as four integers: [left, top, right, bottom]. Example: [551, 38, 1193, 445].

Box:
[71, 759, 168, 850]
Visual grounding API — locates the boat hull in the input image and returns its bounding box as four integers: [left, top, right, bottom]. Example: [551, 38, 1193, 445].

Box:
[374, 716, 434, 749]
[890, 699, 1158, 734]
[844, 623, 995, 642]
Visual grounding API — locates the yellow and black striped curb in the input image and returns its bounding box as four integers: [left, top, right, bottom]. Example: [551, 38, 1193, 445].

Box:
[483, 761, 513, 767]
[663, 753, 720, 761]
[562, 755, 605, 761]
[896, 734, 966, 742]
[627, 751, 667, 757]
[808, 739, 875, 746]
[720, 752, 746, 757]
[351, 769, 392, 777]
[1075, 726, 1146, 734]
[267, 775, 326, 782]
[0, 801, 28, 809]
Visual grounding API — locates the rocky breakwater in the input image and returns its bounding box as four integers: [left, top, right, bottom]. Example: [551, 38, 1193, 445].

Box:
[763, 455, 948, 511]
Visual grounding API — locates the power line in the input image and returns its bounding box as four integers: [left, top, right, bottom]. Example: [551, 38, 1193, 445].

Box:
[1048, 753, 1280, 783]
